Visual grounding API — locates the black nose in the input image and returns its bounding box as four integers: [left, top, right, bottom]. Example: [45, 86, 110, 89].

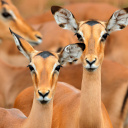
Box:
[35, 35, 42, 40]
[86, 58, 96, 66]
[38, 90, 50, 98]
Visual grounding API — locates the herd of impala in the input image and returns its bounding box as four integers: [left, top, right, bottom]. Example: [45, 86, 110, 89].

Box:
[0, 0, 127, 128]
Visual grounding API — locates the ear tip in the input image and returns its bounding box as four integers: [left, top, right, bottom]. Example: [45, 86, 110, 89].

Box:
[123, 7, 128, 13]
[9, 28, 13, 34]
[51, 6, 62, 14]
[77, 43, 85, 51]
[9, 28, 24, 40]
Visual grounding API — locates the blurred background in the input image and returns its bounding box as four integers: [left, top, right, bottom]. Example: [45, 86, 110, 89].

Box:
[11, 0, 128, 18]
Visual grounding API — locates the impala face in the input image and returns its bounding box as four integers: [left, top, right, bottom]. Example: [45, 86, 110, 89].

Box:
[10, 29, 85, 104]
[51, 6, 128, 72]
[28, 52, 61, 104]
[78, 21, 107, 71]
[0, 0, 42, 45]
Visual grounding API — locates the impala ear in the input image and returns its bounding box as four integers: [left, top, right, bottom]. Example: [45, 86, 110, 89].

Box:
[9, 28, 36, 60]
[106, 8, 128, 34]
[51, 6, 78, 33]
[59, 43, 85, 65]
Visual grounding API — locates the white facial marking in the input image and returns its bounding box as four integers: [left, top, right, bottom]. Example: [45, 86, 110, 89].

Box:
[99, 31, 106, 41]
[44, 97, 51, 101]
[29, 62, 37, 73]
[52, 63, 59, 75]
[37, 96, 51, 102]
[85, 64, 99, 70]
[37, 96, 43, 101]
[9, 10, 17, 20]
[79, 31, 85, 40]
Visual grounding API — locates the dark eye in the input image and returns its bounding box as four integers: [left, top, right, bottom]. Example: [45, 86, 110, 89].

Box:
[101, 33, 109, 42]
[27, 65, 34, 71]
[2, 11, 12, 18]
[75, 33, 83, 42]
[55, 65, 62, 72]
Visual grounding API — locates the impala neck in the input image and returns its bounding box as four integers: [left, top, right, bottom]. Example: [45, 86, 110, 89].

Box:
[23, 93, 53, 128]
[79, 66, 102, 128]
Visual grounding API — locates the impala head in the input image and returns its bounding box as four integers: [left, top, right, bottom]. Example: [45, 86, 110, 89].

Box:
[10, 29, 85, 104]
[0, 0, 42, 45]
[51, 6, 128, 72]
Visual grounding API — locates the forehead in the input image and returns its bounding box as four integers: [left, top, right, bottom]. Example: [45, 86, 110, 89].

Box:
[32, 51, 59, 67]
[79, 20, 106, 35]
[37, 51, 54, 58]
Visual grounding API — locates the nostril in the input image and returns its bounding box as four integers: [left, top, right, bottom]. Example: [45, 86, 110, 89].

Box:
[38, 90, 50, 98]
[86, 59, 90, 64]
[35, 35, 42, 40]
[86, 58, 97, 65]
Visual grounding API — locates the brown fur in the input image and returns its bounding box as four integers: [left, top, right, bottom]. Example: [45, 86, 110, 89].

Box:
[14, 16, 113, 127]
[29, 3, 128, 67]
[27, 3, 117, 24]
[0, 0, 42, 56]
[15, 7, 128, 127]
[0, 31, 85, 128]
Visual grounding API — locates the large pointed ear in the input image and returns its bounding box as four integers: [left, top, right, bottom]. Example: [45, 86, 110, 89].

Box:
[9, 28, 36, 60]
[106, 8, 128, 34]
[51, 6, 78, 33]
[58, 43, 85, 65]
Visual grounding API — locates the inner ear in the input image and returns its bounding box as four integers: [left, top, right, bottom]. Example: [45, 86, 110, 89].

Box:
[51, 6, 78, 33]
[106, 8, 128, 34]
[58, 43, 85, 65]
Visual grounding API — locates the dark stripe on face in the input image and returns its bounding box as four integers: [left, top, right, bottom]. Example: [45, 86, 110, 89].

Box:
[85, 20, 100, 26]
[37, 51, 54, 58]
[121, 89, 128, 113]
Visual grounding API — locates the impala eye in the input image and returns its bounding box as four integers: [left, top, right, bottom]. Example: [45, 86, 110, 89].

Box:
[101, 33, 109, 42]
[2, 11, 12, 18]
[2, 8, 13, 19]
[75, 33, 83, 42]
[27, 65, 34, 72]
[55, 65, 62, 72]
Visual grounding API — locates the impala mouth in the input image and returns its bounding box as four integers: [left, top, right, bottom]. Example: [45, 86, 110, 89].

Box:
[86, 67, 97, 72]
[40, 100, 49, 104]
[38, 97, 51, 104]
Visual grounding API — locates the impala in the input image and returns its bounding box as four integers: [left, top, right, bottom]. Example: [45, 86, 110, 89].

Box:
[0, 29, 84, 128]
[14, 5, 128, 128]
[32, 3, 117, 53]
[28, 3, 128, 66]
[51, 6, 128, 128]
[0, 0, 42, 55]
